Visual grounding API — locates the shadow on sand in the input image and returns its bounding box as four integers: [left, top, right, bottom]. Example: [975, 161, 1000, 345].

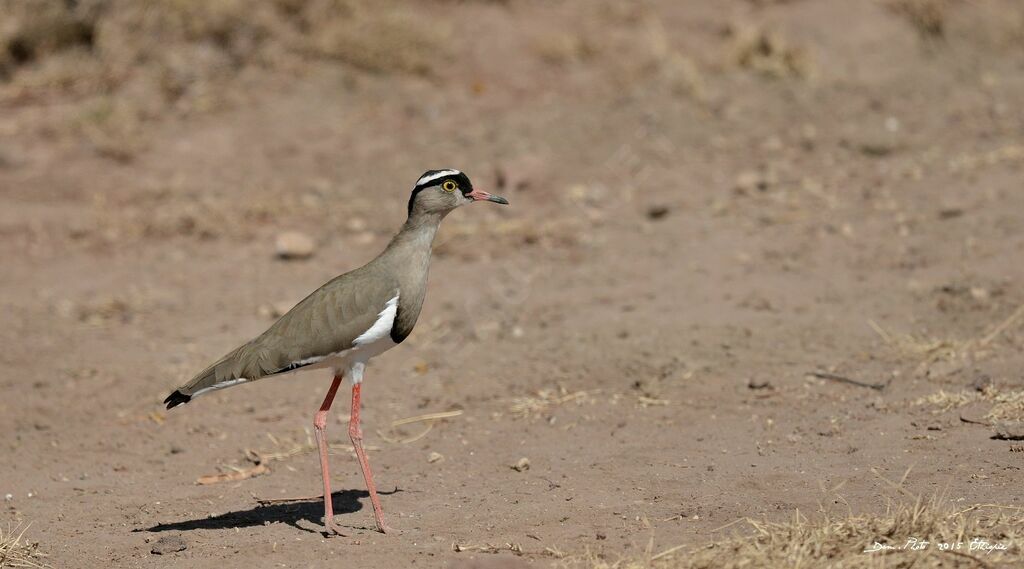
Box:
[140, 488, 400, 534]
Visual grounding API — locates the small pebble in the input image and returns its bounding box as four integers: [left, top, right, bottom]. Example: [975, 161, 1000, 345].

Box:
[735, 171, 771, 192]
[969, 374, 993, 392]
[275, 231, 316, 260]
[858, 140, 895, 157]
[511, 457, 531, 472]
[993, 423, 1024, 441]
[969, 287, 990, 301]
[646, 205, 671, 220]
[747, 378, 772, 390]
[257, 301, 295, 319]
[427, 452, 444, 464]
[151, 535, 187, 555]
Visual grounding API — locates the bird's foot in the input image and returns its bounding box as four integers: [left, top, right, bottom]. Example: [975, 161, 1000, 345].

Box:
[323, 519, 348, 537]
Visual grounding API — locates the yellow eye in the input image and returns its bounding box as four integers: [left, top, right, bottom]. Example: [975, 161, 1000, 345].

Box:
[441, 180, 458, 192]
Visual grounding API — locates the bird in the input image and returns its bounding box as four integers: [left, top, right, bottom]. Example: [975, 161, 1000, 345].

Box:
[162, 169, 508, 536]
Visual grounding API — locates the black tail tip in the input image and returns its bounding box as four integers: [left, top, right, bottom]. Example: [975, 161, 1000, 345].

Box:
[164, 390, 191, 409]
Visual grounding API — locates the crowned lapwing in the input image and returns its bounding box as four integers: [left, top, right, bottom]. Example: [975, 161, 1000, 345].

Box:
[164, 169, 508, 536]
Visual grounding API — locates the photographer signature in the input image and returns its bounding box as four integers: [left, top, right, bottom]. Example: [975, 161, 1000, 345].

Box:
[864, 537, 1008, 555]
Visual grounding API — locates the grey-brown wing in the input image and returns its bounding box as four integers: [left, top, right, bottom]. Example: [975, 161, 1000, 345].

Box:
[175, 267, 398, 397]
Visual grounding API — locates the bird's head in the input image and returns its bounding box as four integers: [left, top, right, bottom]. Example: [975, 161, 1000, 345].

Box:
[407, 169, 508, 217]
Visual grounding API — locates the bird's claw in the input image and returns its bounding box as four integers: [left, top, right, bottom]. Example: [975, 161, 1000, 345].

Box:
[324, 519, 348, 537]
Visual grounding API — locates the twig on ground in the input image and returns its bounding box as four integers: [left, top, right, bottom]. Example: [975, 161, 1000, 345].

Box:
[710, 517, 748, 533]
[391, 409, 463, 427]
[959, 414, 991, 426]
[376, 422, 434, 444]
[374, 408, 460, 444]
[650, 543, 687, 561]
[195, 463, 269, 485]
[452, 542, 523, 555]
[980, 304, 1024, 348]
[869, 467, 917, 498]
[868, 319, 895, 345]
[948, 503, 1024, 518]
[637, 395, 671, 407]
[808, 371, 888, 391]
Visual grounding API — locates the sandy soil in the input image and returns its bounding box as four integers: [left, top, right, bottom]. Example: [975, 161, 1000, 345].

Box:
[2, 1, 1024, 568]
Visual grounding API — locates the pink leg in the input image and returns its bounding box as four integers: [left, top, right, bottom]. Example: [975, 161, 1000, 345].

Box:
[314, 373, 345, 536]
[349, 383, 390, 533]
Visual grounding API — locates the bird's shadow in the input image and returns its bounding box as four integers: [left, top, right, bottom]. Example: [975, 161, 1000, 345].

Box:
[139, 488, 400, 535]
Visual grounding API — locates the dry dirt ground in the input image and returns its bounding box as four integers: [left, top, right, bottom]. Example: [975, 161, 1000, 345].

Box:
[2, 1, 1024, 568]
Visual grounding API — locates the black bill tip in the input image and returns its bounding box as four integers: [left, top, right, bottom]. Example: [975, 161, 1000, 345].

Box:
[487, 195, 509, 205]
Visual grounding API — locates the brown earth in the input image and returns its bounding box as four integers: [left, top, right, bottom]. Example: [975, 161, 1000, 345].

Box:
[2, 1, 1024, 568]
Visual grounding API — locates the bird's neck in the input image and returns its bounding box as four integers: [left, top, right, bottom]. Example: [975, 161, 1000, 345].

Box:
[383, 211, 445, 265]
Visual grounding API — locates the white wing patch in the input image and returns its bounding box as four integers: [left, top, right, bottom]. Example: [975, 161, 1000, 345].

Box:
[190, 377, 248, 399]
[354, 293, 399, 346]
[415, 169, 461, 188]
[285, 353, 328, 368]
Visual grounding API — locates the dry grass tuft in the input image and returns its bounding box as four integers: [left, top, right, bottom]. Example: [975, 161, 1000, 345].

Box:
[914, 389, 979, 413]
[915, 387, 1024, 422]
[887, 0, 949, 38]
[532, 32, 599, 66]
[0, 0, 446, 151]
[725, 24, 814, 79]
[948, 145, 1024, 174]
[564, 496, 1022, 568]
[0, 524, 49, 569]
[509, 385, 596, 419]
[868, 319, 964, 360]
[869, 304, 1024, 379]
[1, 0, 444, 82]
[0, 2, 94, 79]
[312, 3, 447, 75]
[640, 18, 706, 100]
